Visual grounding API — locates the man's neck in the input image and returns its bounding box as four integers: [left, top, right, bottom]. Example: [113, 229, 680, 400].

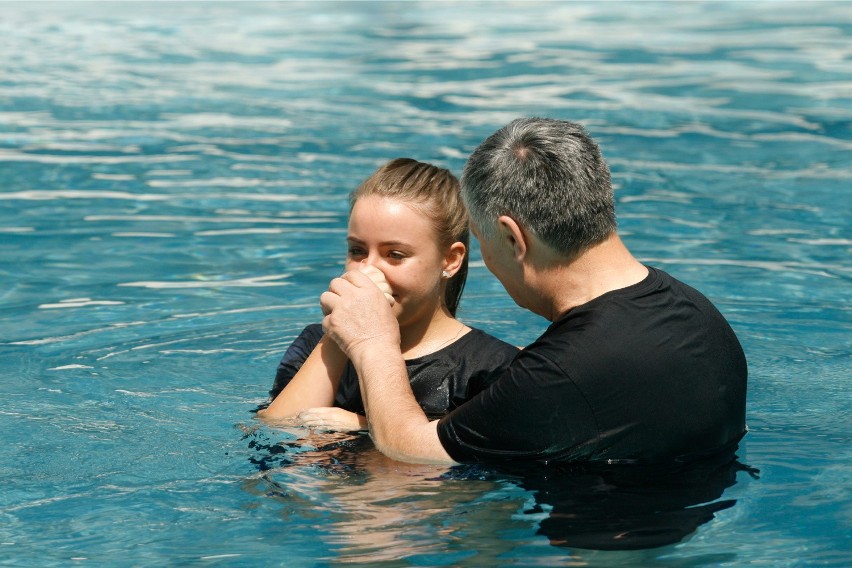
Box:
[532, 234, 648, 321]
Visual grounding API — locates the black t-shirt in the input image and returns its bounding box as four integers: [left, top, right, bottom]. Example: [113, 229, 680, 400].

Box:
[437, 267, 748, 465]
[272, 325, 519, 419]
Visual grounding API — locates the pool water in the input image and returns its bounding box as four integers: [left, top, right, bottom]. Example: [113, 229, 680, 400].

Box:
[1, 1, 850, 565]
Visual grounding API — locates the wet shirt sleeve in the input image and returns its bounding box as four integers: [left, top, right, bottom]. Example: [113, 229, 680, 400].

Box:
[450, 332, 520, 406]
[436, 347, 600, 464]
[270, 324, 324, 398]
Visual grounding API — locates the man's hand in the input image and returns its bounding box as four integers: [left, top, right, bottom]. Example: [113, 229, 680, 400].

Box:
[358, 265, 395, 307]
[320, 268, 400, 360]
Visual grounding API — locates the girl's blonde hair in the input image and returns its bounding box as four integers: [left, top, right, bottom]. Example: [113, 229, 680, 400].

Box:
[350, 158, 469, 316]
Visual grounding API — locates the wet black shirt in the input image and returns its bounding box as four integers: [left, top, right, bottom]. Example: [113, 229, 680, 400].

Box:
[437, 267, 748, 465]
[272, 325, 519, 419]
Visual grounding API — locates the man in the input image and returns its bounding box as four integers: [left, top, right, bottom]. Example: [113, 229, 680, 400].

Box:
[320, 117, 747, 465]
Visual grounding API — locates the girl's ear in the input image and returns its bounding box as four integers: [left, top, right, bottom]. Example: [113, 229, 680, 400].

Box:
[442, 241, 466, 277]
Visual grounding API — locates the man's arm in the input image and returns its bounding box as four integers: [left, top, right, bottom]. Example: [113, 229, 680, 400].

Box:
[320, 269, 458, 465]
[351, 342, 455, 464]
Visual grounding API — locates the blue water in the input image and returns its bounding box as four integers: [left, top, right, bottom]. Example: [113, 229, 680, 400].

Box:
[1, 1, 850, 565]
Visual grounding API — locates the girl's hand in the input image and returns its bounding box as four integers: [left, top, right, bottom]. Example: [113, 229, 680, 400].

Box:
[298, 407, 368, 432]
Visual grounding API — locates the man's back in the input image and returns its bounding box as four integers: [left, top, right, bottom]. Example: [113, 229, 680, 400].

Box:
[437, 267, 747, 464]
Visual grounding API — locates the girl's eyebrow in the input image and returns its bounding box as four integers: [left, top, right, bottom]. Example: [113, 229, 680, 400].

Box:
[347, 236, 412, 247]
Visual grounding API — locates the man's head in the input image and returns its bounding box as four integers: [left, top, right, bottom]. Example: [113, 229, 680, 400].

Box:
[461, 118, 616, 261]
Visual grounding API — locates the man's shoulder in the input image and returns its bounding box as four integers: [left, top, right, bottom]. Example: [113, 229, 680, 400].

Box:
[514, 268, 699, 370]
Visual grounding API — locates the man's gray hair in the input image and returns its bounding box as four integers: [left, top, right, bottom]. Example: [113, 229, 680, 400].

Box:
[461, 118, 617, 258]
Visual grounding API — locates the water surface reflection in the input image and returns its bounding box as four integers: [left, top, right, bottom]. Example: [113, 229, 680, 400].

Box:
[244, 426, 757, 558]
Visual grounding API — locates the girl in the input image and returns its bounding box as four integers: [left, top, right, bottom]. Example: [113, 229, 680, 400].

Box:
[258, 158, 517, 431]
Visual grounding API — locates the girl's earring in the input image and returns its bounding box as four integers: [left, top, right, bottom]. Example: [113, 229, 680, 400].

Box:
[441, 270, 450, 279]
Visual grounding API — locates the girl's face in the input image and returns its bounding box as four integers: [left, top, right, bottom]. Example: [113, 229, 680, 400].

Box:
[347, 195, 458, 329]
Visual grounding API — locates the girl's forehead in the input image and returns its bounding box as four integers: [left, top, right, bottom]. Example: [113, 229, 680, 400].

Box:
[349, 195, 437, 241]
[351, 195, 423, 220]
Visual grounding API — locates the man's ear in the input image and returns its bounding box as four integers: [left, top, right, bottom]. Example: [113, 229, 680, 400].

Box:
[442, 241, 466, 276]
[496, 215, 528, 261]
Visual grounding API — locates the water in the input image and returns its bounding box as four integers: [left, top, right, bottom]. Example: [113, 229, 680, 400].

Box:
[1, 1, 850, 565]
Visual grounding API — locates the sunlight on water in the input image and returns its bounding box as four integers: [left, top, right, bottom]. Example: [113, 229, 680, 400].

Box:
[1, 1, 850, 565]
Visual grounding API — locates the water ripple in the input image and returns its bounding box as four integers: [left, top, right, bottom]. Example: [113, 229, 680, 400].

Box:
[1, 2, 850, 565]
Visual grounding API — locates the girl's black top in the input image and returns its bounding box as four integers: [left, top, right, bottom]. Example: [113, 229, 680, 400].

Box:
[272, 324, 519, 419]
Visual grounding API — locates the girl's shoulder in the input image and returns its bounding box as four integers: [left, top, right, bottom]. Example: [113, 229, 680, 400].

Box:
[446, 327, 520, 361]
[288, 323, 325, 351]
